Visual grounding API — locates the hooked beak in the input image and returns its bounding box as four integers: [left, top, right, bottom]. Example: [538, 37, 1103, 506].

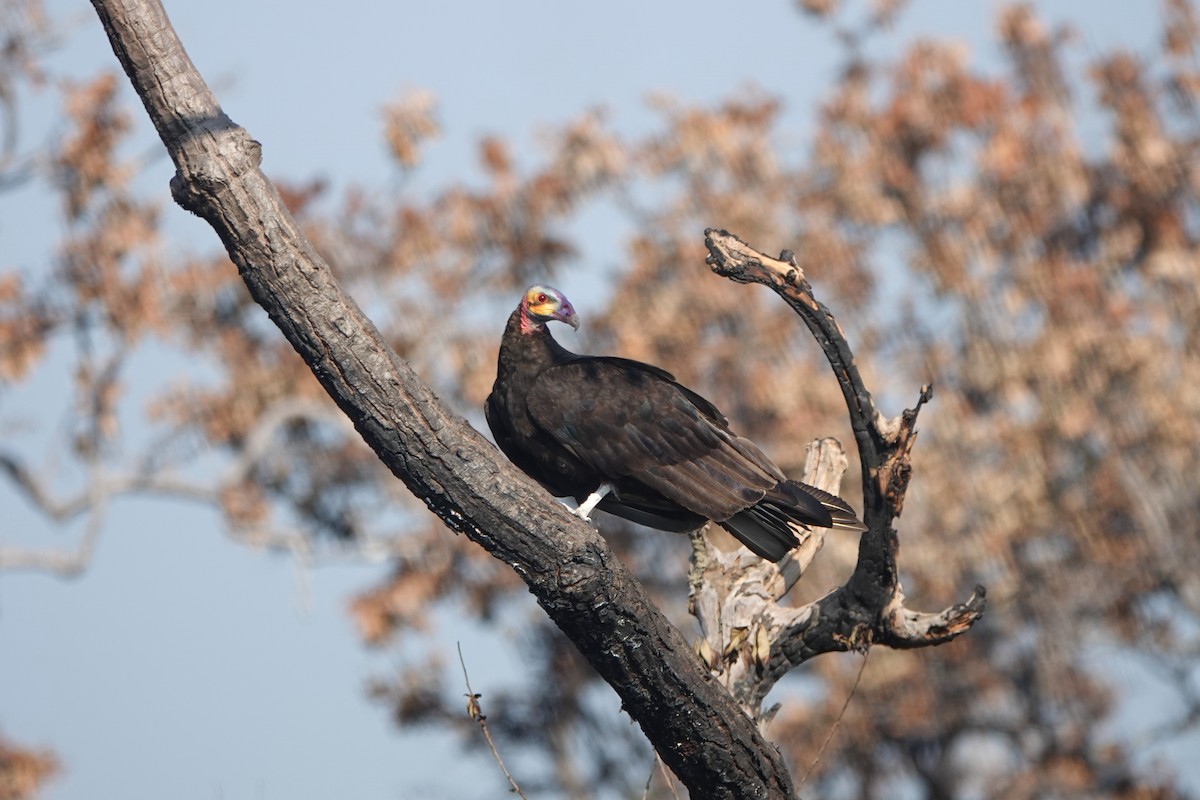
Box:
[557, 303, 580, 330]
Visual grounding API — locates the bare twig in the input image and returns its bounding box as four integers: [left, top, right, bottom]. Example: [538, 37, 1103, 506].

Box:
[641, 751, 682, 800]
[0, 454, 199, 575]
[0, 452, 213, 522]
[457, 643, 528, 799]
[797, 651, 869, 793]
[0, 395, 390, 576]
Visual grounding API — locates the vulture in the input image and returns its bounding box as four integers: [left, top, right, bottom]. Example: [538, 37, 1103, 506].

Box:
[485, 285, 866, 562]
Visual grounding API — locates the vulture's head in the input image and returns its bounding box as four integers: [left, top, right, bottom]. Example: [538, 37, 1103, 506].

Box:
[519, 285, 579, 333]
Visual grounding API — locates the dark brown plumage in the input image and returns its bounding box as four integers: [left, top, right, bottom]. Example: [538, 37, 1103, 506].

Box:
[485, 285, 866, 562]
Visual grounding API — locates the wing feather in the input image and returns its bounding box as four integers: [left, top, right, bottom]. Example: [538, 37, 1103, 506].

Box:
[639, 460, 759, 520]
[527, 359, 776, 520]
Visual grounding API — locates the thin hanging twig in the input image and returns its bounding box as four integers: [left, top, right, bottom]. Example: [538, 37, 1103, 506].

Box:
[457, 642, 528, 798]
[797, 650, 871, 794]
[641, 750, 682, 800]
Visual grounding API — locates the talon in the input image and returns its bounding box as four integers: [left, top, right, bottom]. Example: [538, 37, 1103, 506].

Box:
[573, 482, 614, 522]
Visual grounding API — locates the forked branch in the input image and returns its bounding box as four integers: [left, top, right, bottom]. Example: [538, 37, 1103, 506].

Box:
[688, 230, 985, 717]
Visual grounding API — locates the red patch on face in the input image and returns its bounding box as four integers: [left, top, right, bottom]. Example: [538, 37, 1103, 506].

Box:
[519, 302, 542, 335]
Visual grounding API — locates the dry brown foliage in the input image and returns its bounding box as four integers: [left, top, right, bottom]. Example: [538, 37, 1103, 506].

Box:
[0, 735, 57, 800]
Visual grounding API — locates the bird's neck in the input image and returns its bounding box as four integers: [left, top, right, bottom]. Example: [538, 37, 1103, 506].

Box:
[518, 305, 541, 336]
[501, 308, 575, 377]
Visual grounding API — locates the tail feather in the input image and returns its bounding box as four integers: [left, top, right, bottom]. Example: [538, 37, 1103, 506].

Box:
[719, 510, 797, 562]
[794, 481, 868, 532]
[721, 480, 866, 562]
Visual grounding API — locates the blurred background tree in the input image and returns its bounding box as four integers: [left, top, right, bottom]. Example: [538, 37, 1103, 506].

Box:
[2, 0, 1199, 797]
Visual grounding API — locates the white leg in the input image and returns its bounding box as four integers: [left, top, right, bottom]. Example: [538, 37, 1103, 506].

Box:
[573, 482, 614, 522]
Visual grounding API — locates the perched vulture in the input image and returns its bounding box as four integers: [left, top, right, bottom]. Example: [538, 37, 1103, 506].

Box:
[485, 285, 866, 562]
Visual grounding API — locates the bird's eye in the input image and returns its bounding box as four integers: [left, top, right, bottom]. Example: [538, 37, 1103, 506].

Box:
[536, 292, 548, 304]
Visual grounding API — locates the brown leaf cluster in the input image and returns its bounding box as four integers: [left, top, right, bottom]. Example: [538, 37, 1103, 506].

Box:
[0, 735, 58, 800]
[382, 89, 439, 170]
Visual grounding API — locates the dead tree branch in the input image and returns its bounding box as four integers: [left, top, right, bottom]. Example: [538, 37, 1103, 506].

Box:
[698, 229, 985, 695]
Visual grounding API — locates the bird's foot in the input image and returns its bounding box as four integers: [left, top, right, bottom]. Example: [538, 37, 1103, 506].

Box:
[572, 482, 614, 523]
[557, 500, 598, 528]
